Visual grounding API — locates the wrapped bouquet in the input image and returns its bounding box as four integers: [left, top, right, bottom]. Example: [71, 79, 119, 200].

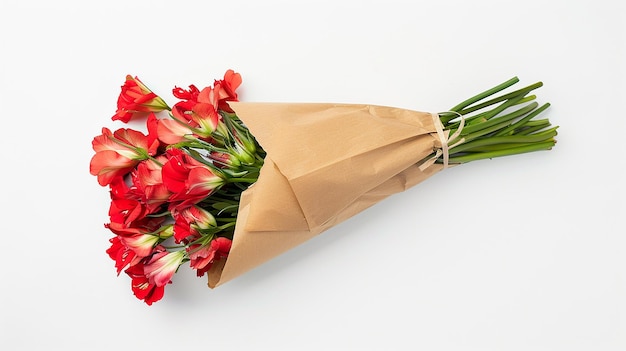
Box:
[89, 70, 558, 305]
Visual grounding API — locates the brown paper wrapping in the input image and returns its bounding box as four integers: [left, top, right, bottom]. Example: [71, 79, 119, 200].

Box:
[207, 102, 445, 288]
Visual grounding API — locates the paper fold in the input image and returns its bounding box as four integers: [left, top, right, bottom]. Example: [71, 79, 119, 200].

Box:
[208, 102, 444, 288]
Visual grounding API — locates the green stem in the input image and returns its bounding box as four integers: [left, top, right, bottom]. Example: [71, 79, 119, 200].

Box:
[494, 103, 551, 137]
[459, 101, 538, 136]
[449, 76, 520, 113]
[433, 77, 558, 166]
[217, 221, 237, 230]
[227, 177, 259, 184]
[449, 127, 558, 154]
[216, 217, 238, 223]
[458, 118, 518, 144]
[514, 120, 552, 135]
[456, 82, 543, 116]
[445, 95, 537, 130]
[446, 141, 556, 164]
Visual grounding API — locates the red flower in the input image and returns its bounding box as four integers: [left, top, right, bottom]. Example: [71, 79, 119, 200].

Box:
[167, 70, 242, 137]
[90, 127, 159, 186]
[188, 237, 232, 277]
[172, 205, 217, 243]
[170, 85, 221, 139]
[161, 84, 220, 142]
[214, 69, 242, 112]
[106, 236, 140, 275]
[190, 96, 220, 137]
[172, 84, 200, 101]
[171, 84, 201, 126]
[107, 177, 149, 226]
[112, 75, 169, 123]
[105, 220, 169, 257]
[124, 262, 166, 306]
[106, 224, 159, 258]
[161, 148, 225, 210]
[94, 70, 253, 305]
[143, 250, 186, 287]
[146, 112, 164, 150]
[122, 234, 161, 259]
[156, 117, 196, 145]
[131, 156, 171, 213]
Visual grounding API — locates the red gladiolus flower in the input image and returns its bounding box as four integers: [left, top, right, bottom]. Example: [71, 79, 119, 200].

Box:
[172, 84, 201, 102]
[156, 118, 196, 145]
[164, 86, 220, 143]
[125, 262, 166, 306]
[108, 177, 149, 226]
[161, 148, 225, 210]
[112, 75, 169, 123]
[172, 217, 194, 244]
[214, 69, 242, 112]
[197, 85, 219, 108]
[166, 71, 241, 138]
[106, 236, 140, 275]
[171, 85, 201, 126]
[121, 233, 161, 258]
[169, 85, 222, 139]
[190, 98, 220, 137]
[105, 221, 170, 258]
[146, 112, 163, 149]
[131, 156, 171, 213]
[143, 250, 186, 287]
[90, 127, 159, 186]
[188, 237, 232, 277]
[93, 69, 267, 305]
[172, 205, 217, 243]
[160, 148, 194, 194]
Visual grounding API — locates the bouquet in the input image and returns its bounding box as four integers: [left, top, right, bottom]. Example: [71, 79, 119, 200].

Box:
[89, 70, 558, 305]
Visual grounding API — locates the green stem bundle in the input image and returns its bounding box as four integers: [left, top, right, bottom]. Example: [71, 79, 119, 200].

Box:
[437, 77, 558, 164]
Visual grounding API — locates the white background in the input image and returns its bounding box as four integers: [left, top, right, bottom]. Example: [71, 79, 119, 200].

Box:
[1, 0, 624, 350]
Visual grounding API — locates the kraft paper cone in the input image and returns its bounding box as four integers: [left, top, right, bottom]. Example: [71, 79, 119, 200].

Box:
[207, 102, 445, 288]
